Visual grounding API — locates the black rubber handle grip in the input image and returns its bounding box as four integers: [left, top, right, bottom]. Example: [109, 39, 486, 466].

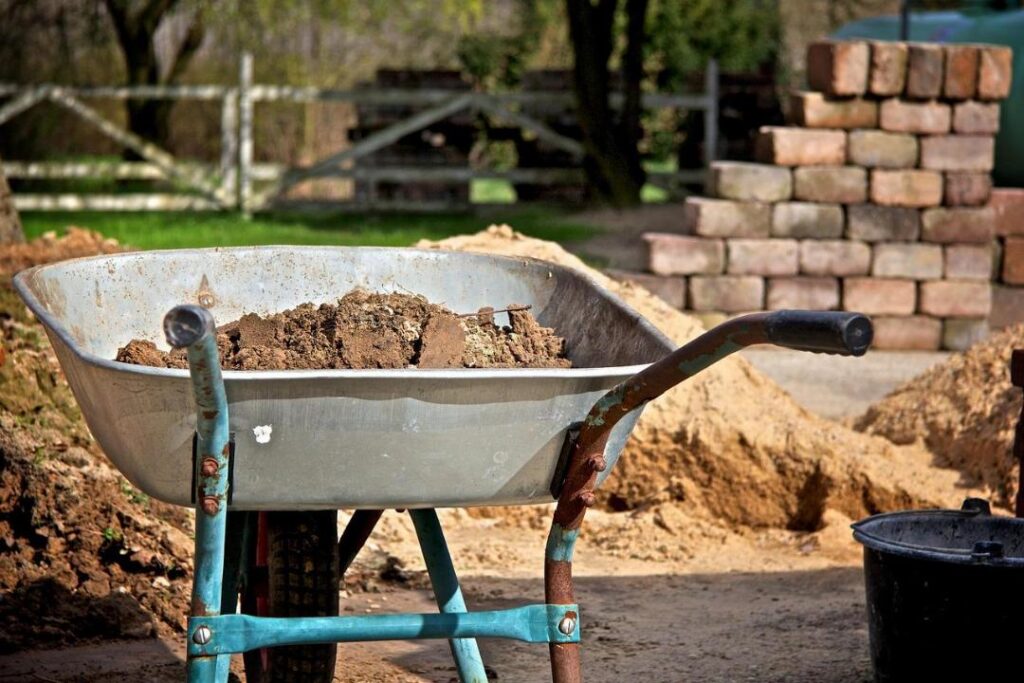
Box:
[763, 310, 873, 356]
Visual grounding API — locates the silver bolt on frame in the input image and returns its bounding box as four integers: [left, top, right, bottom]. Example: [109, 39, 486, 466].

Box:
[192, 624, 212, 645]
[558, 615, 577, 636]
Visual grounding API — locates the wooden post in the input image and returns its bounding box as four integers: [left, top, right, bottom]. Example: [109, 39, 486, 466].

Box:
[220, 88, 239, 209]
[0, 155, 25, 244]
[703, 58, 719, 168]
[238, 53, 254, 217]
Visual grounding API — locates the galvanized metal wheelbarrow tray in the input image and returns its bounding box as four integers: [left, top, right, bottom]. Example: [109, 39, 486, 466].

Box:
[14, 246, 873, 682]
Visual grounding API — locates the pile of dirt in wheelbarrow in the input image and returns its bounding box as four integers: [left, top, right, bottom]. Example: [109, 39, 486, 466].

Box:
[116, 291, 571, 370]
[418, 226, 970, 542]
[0, 229, 196, 652]
[855, 324, 1024, 509]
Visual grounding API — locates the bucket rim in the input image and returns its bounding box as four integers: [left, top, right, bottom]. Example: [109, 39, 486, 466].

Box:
[851, 508, 1024, 567]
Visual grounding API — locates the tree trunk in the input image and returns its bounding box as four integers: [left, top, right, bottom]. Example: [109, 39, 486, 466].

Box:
[566, 0, 647, 207]
[103, 0, 204, 154]
[0, 156, 25, 245]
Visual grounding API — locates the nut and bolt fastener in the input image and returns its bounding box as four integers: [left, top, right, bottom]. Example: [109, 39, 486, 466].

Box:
[558, 615, 577, 635]
[576, 491, 596, 507]
[200, 496, 220, 515]
[192, 625, 212, 645]
[589, 455, 607, 472]
[199, 458, 219, 477]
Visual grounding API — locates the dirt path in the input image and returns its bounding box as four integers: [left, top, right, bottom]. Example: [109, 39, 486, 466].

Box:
[0, 567, 869, 683]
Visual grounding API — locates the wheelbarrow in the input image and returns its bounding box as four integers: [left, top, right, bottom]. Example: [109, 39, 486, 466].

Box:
[14, 246, 872, 682]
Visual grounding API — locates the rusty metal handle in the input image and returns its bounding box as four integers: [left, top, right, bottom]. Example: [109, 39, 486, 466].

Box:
[574, 310, 874, 468]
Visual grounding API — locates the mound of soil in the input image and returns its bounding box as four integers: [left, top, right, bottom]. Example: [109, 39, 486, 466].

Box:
[419, 226, 970, 535]
[855, 325, 1024, 508]
[116, 291, 570, 370]
[1, 230, 196, 652]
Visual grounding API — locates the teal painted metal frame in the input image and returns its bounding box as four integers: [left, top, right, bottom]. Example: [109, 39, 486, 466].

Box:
[187, 604, 579, 657]
[168, 304, 583, 683]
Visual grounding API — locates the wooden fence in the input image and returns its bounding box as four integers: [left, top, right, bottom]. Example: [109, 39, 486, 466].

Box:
[0, 54, 719, 213]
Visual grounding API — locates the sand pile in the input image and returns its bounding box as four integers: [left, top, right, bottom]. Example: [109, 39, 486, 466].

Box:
[0, 230, 195, 652]
[117, 291, 569, 370]
[419, 226, 969, 533]
[855, 325, 1024, 508]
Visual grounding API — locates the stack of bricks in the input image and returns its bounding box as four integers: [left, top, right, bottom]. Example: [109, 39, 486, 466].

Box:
[993, 189, 1024, 327]
[640, 39, 1013, 350]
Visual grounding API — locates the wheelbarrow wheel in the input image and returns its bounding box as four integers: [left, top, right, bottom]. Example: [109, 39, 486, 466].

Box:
[242, 510, 340, 683]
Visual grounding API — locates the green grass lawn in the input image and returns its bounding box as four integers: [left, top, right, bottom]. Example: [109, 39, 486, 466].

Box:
[21, 206, 597, 251]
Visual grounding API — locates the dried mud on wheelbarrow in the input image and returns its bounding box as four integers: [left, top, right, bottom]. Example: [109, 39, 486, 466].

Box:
[115, 290, 572, 370]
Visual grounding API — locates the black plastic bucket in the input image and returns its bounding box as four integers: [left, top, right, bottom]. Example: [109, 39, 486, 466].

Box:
[852, 499, 1024, 682]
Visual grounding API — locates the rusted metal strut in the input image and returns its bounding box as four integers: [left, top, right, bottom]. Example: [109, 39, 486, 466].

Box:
[544, 310, 871, 682]
[1011, 350, 1024, 518]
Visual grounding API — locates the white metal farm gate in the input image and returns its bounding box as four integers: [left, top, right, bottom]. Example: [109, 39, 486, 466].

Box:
[0, 54, 719, 213]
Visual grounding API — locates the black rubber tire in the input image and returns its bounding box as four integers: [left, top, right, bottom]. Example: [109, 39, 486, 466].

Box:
[243, 510, 339, 683]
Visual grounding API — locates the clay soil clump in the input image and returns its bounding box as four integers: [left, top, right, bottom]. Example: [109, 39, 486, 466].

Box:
[855, 324, 1024, 508]
[117, 290, 570, 370]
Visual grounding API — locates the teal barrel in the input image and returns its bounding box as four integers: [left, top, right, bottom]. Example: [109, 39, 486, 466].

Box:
[834, 5, 1024, 186]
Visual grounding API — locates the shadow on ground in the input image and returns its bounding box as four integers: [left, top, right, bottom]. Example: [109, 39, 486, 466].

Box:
[0, 567, 873, 682]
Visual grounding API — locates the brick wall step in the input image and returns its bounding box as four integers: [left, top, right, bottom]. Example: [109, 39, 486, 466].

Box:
[871, 316, 942, 350]
[807, 40, 870, 96]
[644, 233, 725, 276]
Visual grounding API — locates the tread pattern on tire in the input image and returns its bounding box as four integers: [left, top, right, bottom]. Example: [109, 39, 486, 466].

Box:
[264, 510, 340, 683]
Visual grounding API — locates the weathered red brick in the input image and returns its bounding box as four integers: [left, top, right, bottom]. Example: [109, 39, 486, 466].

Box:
[921, 207, 995, 243]
[766, 277, 839, 310]
[843, 278, 916, 315]
[727, 239, 799, 276]
[689, 276, 765, 312]
[772, 202, 844, 239]
[847, 130, 918, 168]
[945, 244, 993, 280]
[800, 240, 872, 276]
[879, 99, 951, 134]
[1002, 237, 1024, 285]
[906, 43, 944, 99]
[991, 285, 1024, 329]
[978, 45, 1013, 100]
[992, 188, 1024, 236]
[644, 233, 724, 276]
[710, 161, 792, 202]
[943, 45, 979, 99]
[872, 243, 943, 279]
[869, 41, 908, 96]
[944, 172, 992, 207]
[793, 166, 867, 204]
[871, 316, 943, 350]
[789, 92, 877, 129]
[919, 280, 991, 317]
[807, 40, 870, 96]
[920, 135, 995, 172]
[756, 126, 847, 166]
[606, 269, 687, 308]
[871, 170, 943, 207]
[942, 318, 989, 351]
[683, 197, 771, 238]
[847, 204, 921, 242]
[952, 101, 1000, 134]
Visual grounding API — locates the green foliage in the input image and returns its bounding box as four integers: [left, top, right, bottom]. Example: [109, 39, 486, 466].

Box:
[20, 208, 595, 250]
[648, 0, 779, 88]
[455, 0, 544, 88]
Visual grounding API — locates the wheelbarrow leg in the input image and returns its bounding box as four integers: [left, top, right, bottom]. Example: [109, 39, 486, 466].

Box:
[164, 306, 233, 683]
[409, 509, 489, 683]
[545, 442, 598, 683]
